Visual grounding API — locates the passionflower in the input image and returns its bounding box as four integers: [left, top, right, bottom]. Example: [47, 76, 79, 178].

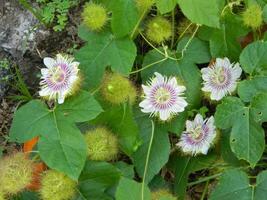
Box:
[177, 114, 216, 155]
[201, 57, 242, 101]
[139, 72, 188, 121]
[39, 54, 80, 104]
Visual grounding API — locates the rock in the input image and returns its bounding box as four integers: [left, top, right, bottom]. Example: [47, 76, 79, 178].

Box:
[0, 0, 49, 58]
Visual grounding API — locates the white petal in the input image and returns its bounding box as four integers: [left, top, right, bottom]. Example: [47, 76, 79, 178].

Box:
[228, 82, 237, 93]
[202, 84, 212, 92]
[176, 98, 188, 110]
[159, 110, 170, 121]
[154, 72, 164, 83]
[41, 68, 49, 76]
[194, 114, 204, 125]
[200, 144, 209, 155]
[169, 77, 177, 87]
[231, 63, 242, 80]
[216, 57, 231, 68]
[210, 90, 225, 101]
[43, 57, 56, 69]
[39, 88, 50, 96]
[176, 85, 186, 93]
[57, 93, 65, 104]
[71, 61, 80, 68]
[186, 120, 194, 130]
[142, 85, 151, 95]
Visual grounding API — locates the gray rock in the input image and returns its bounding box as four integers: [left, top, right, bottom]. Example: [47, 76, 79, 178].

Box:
[0, 0, 49, 58]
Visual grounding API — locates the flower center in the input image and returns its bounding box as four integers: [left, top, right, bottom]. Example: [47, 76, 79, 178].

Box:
[213, 67, 227, 85]
[154, 87, 171, 104]
[50, 66, 65, 83]
[190, 125, 203, 140]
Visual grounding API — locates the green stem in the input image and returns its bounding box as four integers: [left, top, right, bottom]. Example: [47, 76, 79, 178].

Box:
[187, 173, 221, 187]
[130, 10, 147, 39]
[171, 9, 175, 49]
[130, 57, 168, 74]
[200, 180, 209, 200]
[141, 120, 155, 200]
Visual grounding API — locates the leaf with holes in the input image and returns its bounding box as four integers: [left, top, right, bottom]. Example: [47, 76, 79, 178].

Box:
[214, 94, 267, 167]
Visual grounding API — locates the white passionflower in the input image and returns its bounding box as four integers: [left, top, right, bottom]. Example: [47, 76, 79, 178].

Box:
[177, 114, 216, 155]
[39, 54, 80, 104]
[139, 72, 188, 121]
[201, 57, 242, 101]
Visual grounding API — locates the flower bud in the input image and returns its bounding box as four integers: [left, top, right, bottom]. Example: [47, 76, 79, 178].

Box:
[101, 73, 137, 105]
[82, 2, 108, 31]
[146, 16, 172, 44]
[40, 170, 76, 200]
[84, 127, 119, 161]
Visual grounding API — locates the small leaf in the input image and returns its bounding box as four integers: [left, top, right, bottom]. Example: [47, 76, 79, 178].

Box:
[177, 0, 224, 28]
[255, 171, 267, 199]
[78, 160, 121, 199]
[156, 0, 176, 14]
[115, 177, 151, 200]
[239, 41, 267, 74]
[57, 91, 103, 122]
[215, 96, 266, 166]
[75, 27, 137, 89]
[110, 0, 139, 37]
[9, 100, 50, 142]
[209, 169, 252, 200]
[177, 37, 211, 64]
[238, 76, 267, 102]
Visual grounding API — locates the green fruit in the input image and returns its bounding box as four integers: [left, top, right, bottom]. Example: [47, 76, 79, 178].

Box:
[146, 16, 172, 44]
[151, 189, 176, 200]
[82, 2, 107, 31]
[101, 73, 137, 105]
[84, 127, 119, 161]
[0, 153, 33, 195]
[135, 0, 154, 12]
[40, 170, 76, 200]
[242, 4, 262, 29]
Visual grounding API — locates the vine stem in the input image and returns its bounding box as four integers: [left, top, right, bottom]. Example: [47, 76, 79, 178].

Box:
[130, 57, 167, 74]
[130, 10, 147, 39]
[187, 173, 221, 187]
[141, 120, 155, 200]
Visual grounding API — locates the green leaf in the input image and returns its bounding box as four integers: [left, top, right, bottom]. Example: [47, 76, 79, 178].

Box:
[75, 27, 137, 89]
[215, 96, 265, 166]
[177, 37, 211, 64]
[9, 100, 51, 142]
[210, 169, 267, 200]
[141, 49, 202, 108]
[132, 109, 170, 184]
[113, 161, 135, 179]
[169, 153, 217, 199]
[255, 171, 267, 199]
[208, 12, 249, 61]
[263, 4, 267, 23]
[177, 0, 224, 28]
[57, 91, 103, 122]
[238, 76, 267, 102]
[239, 41, 267, 74]
[115, 177, 151, 200]
[209, 169, 252, 200]
[9, 91, 103, 179]
[38, 112, 87, 180]
[110, 0, 139, 37]
[156, 0, 176, 14]
[92, 104, 141, 156]
[78, 160, 121, 199]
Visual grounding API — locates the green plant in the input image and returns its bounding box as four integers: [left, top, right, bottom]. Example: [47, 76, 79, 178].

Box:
[8, 0, 267, 199]
[35, 0, 78, 31]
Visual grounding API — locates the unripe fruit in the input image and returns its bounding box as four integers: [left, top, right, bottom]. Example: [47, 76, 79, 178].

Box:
[101, 73, 137, 105]
[39, 170, 76, 200]
[82, 2, 107, 31]
[151, 189, 176, 200]
[0, 152, 33, 195]
[84, 127, 119, 161]
[0, 193, 5, 200]
[146, 16, 172, 44]
[135, 0, 154, 12]
[242, 4, 262, 29]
